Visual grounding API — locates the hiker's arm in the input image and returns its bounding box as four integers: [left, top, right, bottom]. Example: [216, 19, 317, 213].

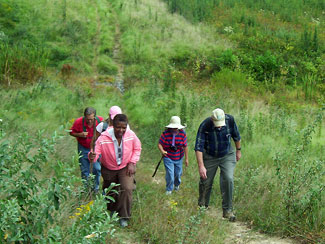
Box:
[195, 150, 207, 179]
[70, 132, 88, 138]
[158, 143, 167, 156]
[184, 146, 189, 167]
[127, 135, 141, 176]
[235, 140, 241, 161]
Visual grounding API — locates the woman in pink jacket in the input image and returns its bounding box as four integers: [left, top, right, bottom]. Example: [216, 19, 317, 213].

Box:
[89, 114, 141, 227]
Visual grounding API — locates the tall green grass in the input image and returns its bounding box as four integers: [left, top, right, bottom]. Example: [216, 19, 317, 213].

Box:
[0, 0, 116, 85]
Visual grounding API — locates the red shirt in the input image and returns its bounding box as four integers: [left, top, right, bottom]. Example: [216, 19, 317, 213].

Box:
[70, 116, 104, 148]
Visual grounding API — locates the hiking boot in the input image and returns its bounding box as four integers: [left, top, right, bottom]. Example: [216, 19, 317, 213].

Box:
[166, 191, 172, 195]
[119, 218, 128, 228]
[223, 210, 236, 222]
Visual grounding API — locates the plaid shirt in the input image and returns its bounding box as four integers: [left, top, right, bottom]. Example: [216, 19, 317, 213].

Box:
[194, 114, 241, 158]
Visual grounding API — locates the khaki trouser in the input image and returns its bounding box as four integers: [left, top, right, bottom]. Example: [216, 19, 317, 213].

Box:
[101, 166, 135, 219]
[198, 149, 236, 211]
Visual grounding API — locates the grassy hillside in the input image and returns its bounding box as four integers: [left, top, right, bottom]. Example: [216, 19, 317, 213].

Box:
[0, 0, 324, 243]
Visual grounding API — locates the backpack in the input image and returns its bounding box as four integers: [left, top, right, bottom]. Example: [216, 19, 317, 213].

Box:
[82, 116, 101, 132]
[102, 121, 109, 132]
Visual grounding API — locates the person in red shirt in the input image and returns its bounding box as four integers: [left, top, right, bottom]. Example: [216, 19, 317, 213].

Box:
[70, 107, 104, 192]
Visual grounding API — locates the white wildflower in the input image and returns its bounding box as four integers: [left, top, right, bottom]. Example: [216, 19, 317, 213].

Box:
[0, 31, 6, 40]
[224, 26, 234, 34]
[85, 233, 97, 239]
[311, 17, 320, 25]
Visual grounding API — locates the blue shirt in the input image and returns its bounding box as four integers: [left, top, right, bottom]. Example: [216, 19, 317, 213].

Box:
[194, 114, 241, 158]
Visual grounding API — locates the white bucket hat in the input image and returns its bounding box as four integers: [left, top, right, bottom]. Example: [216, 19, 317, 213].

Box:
[211, 108, 226, 127]
[165, 116, 185, 129]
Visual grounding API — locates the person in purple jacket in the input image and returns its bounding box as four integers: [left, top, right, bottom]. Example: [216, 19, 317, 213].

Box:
[158, 116, 189, 195]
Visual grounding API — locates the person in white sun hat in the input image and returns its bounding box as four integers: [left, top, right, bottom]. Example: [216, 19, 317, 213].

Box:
[194, 108, 241, 222]
[158, 116, 189, 195]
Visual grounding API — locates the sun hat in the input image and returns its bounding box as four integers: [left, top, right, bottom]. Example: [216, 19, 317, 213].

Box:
[211, 108, 226, 127]
[165, 116, 185, 129]
[109, 106, 122, 120]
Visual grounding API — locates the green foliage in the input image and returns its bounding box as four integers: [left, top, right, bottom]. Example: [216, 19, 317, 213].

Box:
[0, 42, 48, 85]
[165, 0, 218, 22]
[273, 109, 324, 234]
[97, 55, 118, 75]
[0, 81, 120, 243]
[0, 0, 116, 84]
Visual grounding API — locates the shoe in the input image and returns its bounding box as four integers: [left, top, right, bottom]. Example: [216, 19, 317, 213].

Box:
[119, 218, 128, 228]
[174, 186, 180, 191]
[166, 191, 172, 195]
[223, 210, 236, 222]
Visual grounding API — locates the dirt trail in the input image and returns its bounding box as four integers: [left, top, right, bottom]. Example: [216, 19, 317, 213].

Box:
[225, 221, 298, 244]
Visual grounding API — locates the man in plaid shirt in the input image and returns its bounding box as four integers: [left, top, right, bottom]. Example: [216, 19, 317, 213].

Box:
[194, 108, 241, 222]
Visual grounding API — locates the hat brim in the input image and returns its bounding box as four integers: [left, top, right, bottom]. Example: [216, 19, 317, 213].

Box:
[166, 124, 185, 129]
[212, 120, 226, 127]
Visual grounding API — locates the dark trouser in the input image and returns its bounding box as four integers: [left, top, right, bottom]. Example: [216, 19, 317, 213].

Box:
[101, 166, 135, 219]
[198, 149, 236, 211]
[78, 143, 101, 190]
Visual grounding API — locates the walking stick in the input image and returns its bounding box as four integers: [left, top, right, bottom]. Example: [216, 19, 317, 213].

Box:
[87, 118, 97, 198]
[90, 118, 96, 173]
[152, 156, 164, 177]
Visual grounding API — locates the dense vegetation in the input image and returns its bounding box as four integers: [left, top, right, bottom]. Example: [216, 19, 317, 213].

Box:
[0, 0, 324, 243]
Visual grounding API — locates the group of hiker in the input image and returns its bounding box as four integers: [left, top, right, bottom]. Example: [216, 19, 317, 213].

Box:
[70, 106, 241, 227]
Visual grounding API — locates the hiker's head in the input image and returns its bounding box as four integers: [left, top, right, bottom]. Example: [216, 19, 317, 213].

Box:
[109, 106, 122, 123]
[113, 114, 128, 139]
[211, 108, 225, 128]
[165, 116, 185, 132]
[84, 107, 96, 125]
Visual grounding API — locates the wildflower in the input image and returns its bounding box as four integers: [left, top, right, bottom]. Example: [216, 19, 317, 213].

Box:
[224, 26, 233, 34]
[0, 119, 2, 122]
[0, 31, 6, 40]
[85, 233, 97, 239]
[169, 200, 178, 206]
[311, 17, 320, 25]
[69, 118, 75, 124]
[4, 233, 8, 240]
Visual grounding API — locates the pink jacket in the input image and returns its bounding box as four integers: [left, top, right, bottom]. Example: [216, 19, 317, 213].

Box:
[90, 127, 142, 170]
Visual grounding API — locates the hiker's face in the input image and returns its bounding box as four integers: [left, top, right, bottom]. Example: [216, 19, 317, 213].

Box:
[85, 114, 95, 126]
[114, 121, 127, 139]
[170, 128, 179, 134]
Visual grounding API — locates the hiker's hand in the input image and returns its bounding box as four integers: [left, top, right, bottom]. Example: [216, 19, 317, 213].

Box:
[161, 150, 168, 156]
[236, 150, 241, 161]
[185, 159, 189, 167]
[126, 163, 136, 176]
[89, 152, 96, 162]
[80, 132, 88, 138]
[199, 165, 207, 179]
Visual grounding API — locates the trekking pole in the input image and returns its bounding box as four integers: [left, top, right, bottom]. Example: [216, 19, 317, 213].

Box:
[88, 118, 97, 198]
[90, 118, 97, 174]
[152, 155, 164, 177]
